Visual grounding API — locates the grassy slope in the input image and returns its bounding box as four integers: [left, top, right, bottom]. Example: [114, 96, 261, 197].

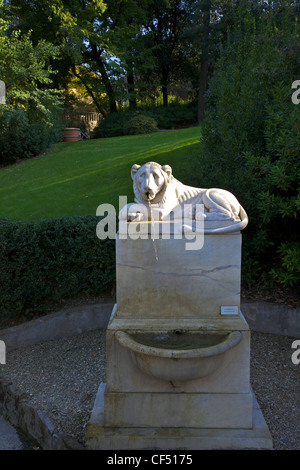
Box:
[0, 127, 201, 221]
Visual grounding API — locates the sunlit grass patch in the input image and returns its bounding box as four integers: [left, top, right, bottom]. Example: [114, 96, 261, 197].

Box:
[0, 127, 201, 221]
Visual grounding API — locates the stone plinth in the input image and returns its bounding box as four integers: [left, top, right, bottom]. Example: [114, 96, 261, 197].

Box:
[116, 231, 242, 319]
[86, 383, 273, 450]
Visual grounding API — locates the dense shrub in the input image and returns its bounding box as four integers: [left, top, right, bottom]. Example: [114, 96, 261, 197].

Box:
[147, 101, 197, 129]
[93, 101, 197, 138]
[0, 105, 63, 163]
[124, 114, 157, 135]
[92, 111, 130, 138]
[0, 216, 115, 320]
[194, 12, 300, 287]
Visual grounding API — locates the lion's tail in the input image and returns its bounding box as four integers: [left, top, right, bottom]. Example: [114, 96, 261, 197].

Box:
[204, 204, 248, 234]
[182, 205, 248, 234]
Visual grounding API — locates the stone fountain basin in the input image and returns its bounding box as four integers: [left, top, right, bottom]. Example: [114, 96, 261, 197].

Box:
[115, 330, 242, 385]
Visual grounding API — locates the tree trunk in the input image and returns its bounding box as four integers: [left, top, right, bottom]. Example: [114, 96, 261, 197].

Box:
[126, 60, 137, 110]
[90, 44, 117, 114]
[71, 67, 107, 116]
[127, 73, 137, 110]
[161, 68, 169, 107]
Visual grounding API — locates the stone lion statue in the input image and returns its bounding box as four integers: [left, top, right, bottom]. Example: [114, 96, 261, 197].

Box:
[119, 162, 248, 233]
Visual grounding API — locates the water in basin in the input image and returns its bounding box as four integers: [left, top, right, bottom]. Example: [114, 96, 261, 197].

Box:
[131, 331, 229, 351]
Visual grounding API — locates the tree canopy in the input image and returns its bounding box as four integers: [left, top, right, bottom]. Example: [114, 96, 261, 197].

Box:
[2, 0, 299, 118]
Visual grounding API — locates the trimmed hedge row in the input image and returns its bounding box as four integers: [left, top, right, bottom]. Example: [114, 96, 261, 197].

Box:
[0, 216, 115, 321]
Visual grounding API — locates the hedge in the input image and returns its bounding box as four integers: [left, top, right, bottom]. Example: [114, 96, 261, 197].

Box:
[92, 101, 198, 138]
[0, 216, 115, 321]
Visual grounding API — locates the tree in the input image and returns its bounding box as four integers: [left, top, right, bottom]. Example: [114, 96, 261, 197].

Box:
[0, 6, 63, 161]
[2, 0, 216, 114]
[183, 0, 242, 123]
[0, 25, 61, 112]
[142, 0, 197, 107]
[3, 0, 114, 112]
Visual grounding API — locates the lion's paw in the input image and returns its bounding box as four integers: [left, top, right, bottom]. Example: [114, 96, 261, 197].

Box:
[119, 204, 146, 222]
[127, 211, 144, 222]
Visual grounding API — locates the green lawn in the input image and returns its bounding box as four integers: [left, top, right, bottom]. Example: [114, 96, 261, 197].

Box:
[0, 126, 201, 221]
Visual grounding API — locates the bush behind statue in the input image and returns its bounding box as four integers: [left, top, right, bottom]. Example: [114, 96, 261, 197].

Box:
[194, 14, 300, 287]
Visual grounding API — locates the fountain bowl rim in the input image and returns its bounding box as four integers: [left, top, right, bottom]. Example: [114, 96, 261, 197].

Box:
[115, 330, 242, 359]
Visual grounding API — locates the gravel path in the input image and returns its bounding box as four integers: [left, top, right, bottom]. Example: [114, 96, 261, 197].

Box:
[1, 329, 299, 450]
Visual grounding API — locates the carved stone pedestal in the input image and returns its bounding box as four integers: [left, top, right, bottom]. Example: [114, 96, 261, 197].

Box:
[86, 232, 272, 450]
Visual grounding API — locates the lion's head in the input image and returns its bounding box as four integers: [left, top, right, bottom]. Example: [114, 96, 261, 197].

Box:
[131, 162, 172, 204]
